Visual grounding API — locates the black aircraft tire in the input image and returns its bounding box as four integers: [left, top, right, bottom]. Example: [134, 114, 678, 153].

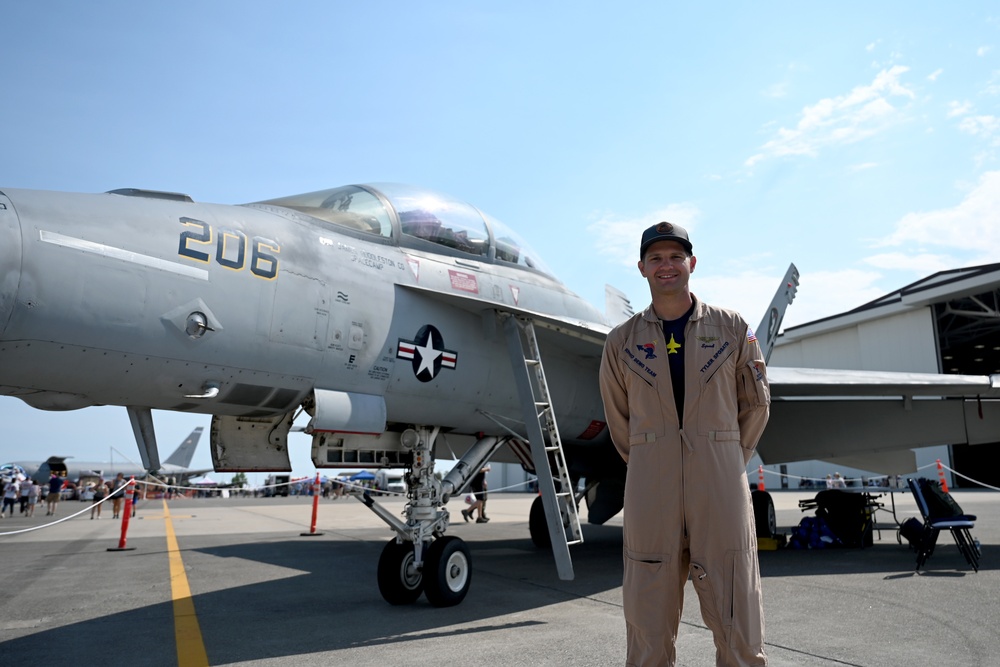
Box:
[423, 536, 472, 608]
[751, 490, 777, 539]
[377, 539, 424, 605]
[529, 495, 551, 549]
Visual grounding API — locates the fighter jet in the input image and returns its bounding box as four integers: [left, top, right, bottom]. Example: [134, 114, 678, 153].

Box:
[1, 182, 998, 607]
[5, 426, 208, 486]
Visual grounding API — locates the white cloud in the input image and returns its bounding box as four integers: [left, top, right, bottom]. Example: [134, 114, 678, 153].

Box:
[849, 162, 878, 172]
[762, 82, 788, 98]
[877, 170, 1000, 258]
[785, 269, 886, 327]
[746, 66, 915, 167]
[695, 270, 792, 323]
[697, 268, 886, 329]
[947, 100, 973, 117]
[983, 71, 1000, 96]
[587, 203, 701, 268]
[958, 114, 1000, 143]
[978, 46, 993, 57]
[863, 252, 956, 273]
[927, 68, 943, 82]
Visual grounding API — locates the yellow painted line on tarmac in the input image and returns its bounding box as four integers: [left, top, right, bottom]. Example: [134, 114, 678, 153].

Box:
[163, 499, 210, 667]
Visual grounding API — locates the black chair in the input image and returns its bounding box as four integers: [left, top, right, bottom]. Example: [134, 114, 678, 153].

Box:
[905, 478, 980, 572]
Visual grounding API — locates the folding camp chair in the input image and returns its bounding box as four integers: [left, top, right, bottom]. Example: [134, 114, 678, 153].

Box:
[905, 478, 980, 572]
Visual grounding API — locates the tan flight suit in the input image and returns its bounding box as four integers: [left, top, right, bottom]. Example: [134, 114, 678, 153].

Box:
[599, 297, 770, 667]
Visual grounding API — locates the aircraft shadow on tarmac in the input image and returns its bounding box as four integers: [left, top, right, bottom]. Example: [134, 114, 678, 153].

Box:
[3, 523, 990, 663]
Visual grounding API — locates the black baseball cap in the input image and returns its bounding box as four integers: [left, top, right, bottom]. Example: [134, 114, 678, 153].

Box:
[639, 221, 692, 258]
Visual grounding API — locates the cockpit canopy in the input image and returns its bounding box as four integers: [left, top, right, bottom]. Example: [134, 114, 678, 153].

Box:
[253, 183, 554, 277]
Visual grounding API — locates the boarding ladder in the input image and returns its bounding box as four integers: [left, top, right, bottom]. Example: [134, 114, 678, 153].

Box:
[501, 313, 582, 580]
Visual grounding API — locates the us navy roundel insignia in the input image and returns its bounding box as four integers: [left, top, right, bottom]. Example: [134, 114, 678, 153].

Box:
[397, 324, 458, 382]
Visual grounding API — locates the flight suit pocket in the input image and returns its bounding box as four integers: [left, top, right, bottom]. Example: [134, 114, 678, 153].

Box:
[727, 548, 765, 654]
[700, 343, 735, 385]
[622, 548, 671, 626]
[692, 553, 765, 663]
[623, 359, 654, 388]
[689, 561, 725, 636]
[739, 360, 769, 406]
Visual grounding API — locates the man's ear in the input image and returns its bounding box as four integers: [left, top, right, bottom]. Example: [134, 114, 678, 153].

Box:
[690, 255, 697, 273]
[637, 259, 646, 276]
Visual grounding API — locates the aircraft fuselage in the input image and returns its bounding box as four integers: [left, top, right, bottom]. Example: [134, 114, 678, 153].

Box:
[0, 184, 611, 447]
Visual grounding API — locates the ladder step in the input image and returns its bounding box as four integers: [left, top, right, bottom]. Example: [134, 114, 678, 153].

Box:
[525, 359, 540, 366]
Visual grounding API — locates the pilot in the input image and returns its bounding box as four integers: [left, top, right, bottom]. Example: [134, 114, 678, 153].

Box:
[599, 221, 770, 666]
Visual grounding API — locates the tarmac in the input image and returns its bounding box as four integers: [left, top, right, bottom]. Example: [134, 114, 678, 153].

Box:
[0, 487, 998, 666]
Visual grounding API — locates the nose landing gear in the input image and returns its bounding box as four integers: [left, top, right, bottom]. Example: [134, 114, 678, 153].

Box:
[362, 426, 502, 607]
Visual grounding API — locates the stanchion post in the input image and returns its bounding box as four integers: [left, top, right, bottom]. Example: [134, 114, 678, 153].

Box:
[936, 459, 949, 493]
[108, 476, 137, 552]
[301, 472, 324, 537]
[757, 465, 765, 492]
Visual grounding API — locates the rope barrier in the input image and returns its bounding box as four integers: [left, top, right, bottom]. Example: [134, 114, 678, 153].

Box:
[5, 458, 996, 540]
[756, 467, 893, 486]
[757, 462, 1000, 492]
[0, 471, 541, 537]
[0, 481, 138, 537]
[0, 496, 114, 536]
[934, 461, 1000, 493]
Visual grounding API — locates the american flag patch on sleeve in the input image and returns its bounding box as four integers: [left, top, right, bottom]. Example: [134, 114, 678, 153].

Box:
[747, 326, 758, 343]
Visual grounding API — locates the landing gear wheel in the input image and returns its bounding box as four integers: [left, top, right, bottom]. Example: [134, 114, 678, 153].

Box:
[377, 539, 424, 605]
[751, 490, 777, 539]
[423, 536, 472, 607]
[529, 495, 551, 548]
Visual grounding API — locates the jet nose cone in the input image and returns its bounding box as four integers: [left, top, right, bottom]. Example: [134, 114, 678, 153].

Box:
[0, 191, 22, 337]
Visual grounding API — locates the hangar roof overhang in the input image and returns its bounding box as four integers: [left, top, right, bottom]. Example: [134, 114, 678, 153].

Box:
[777, 263, 1000, 345]
[777, 262, 1000, 374]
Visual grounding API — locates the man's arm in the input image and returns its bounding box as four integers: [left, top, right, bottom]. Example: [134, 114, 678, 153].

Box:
[736, 322, 770, 464]
[599, 331, 632, 464]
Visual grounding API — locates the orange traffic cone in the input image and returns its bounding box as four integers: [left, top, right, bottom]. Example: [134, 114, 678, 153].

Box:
[936, 459, 949, 493]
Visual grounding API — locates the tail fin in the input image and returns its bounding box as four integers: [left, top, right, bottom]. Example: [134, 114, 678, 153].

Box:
[163, 426, 205, 468]
[756, 263, 799, 363]
[605, 284, 634, 326]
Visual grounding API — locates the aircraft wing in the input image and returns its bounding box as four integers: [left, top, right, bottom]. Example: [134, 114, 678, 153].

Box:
[761, 366, 1000, 471]
[159, 465, 215, 479]
[769, 366, 1000, 398]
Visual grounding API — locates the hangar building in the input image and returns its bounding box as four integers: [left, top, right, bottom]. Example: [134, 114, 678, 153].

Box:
[761, 262, 1000, 489]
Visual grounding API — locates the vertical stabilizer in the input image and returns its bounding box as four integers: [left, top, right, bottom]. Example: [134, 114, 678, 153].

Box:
[605, 285, 634, 326]
[756, 263, 799, 363]
[163, 426, 205, 468]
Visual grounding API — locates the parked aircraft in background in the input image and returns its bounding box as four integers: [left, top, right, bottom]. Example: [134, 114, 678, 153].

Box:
[1, 182, 998, 607]
[4, 426, 208, 485]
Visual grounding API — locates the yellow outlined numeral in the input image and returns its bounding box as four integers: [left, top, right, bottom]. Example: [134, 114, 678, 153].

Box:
[178, 218, 212, 263]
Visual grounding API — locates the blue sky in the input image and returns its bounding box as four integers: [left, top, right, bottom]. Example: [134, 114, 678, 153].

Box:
[3, 2, 1000, 480]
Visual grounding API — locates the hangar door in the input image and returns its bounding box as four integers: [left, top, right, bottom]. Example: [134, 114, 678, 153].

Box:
[936, 287, 1000, 488]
